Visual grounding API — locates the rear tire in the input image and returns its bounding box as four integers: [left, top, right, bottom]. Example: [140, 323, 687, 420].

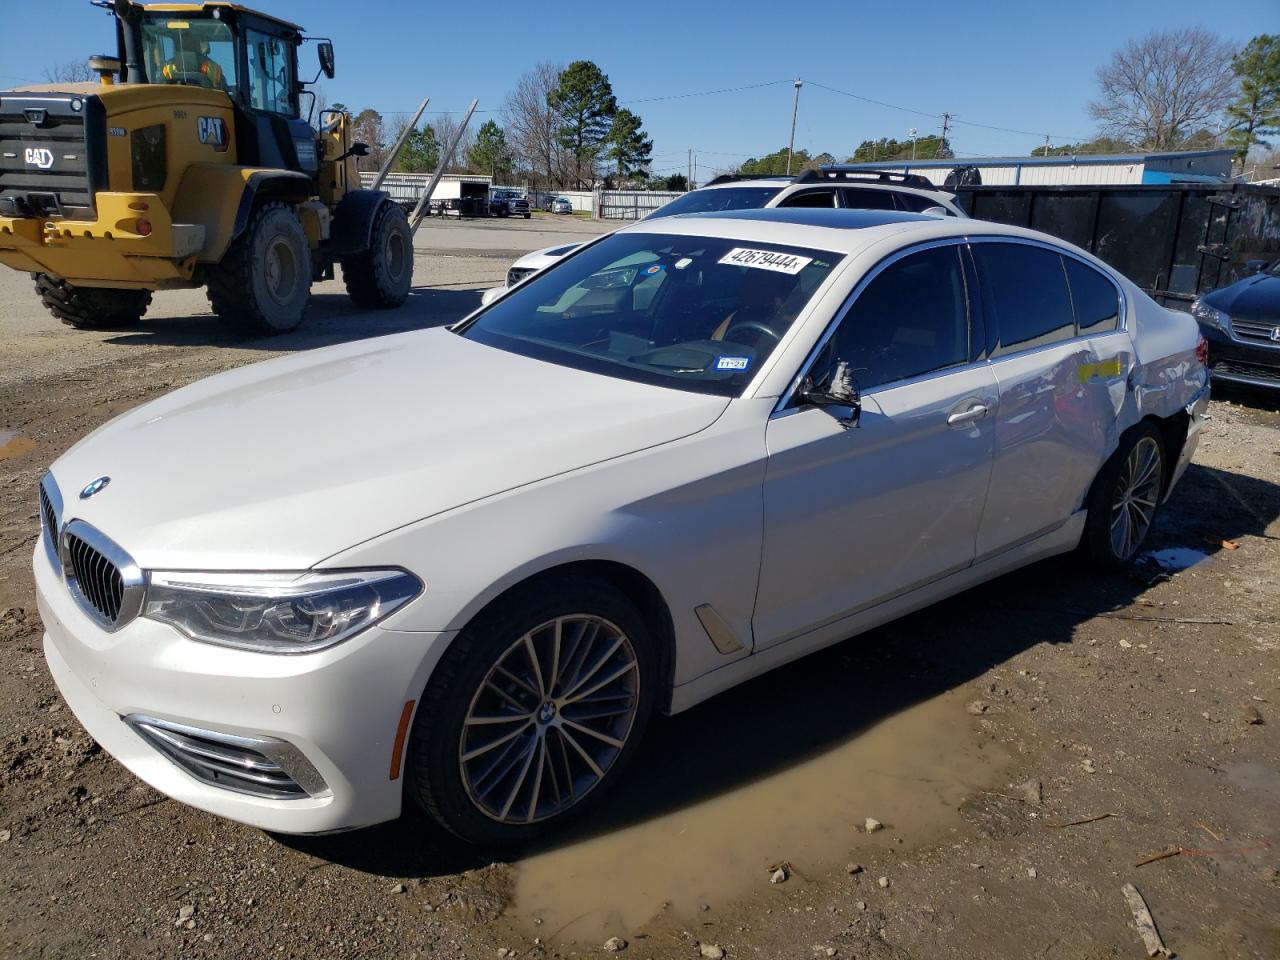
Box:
[1081, 421, 1166, 568]
[405, 575, 657, 847]
[34, 274, 151, 329]
[206, 202, 311, 336]
[341, 202, 414, 309]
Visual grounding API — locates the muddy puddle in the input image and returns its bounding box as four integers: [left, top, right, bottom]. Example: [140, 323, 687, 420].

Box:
[1143, 547, 1211, 572]
[512, 689, 1008, 940]
[0, 430, 35, 461]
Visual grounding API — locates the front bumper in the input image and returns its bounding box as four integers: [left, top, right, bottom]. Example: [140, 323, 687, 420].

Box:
[1199, 322, 1280, 390]
[35, 540, 454, 834]
[0, 193, 204, 288]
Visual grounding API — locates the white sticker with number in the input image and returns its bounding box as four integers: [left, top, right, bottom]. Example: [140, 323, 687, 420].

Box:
[718, 247, 812, 275]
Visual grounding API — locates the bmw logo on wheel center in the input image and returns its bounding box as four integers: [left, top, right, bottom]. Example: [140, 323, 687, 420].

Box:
[79, 476, 110, 500]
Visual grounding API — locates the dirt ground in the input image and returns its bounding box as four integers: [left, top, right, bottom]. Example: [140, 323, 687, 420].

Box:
[1, 216, 1278, 960]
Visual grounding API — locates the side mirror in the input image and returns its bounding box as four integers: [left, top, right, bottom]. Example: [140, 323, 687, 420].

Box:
[317, 42, 335, 79]
[350, 142, 369, 157]
[800, 360, 861, 427]
[1245, 259, 1268, 274]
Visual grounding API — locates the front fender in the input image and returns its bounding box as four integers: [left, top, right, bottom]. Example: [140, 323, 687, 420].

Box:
[330, 189, 393, 259]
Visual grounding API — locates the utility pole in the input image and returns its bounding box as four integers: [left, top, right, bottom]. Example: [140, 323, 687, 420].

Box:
[1043, 134, 1051, 156]
[786, 77, 803, 175]
[909, 127, 918, 161]
[688, 148, 692, 190]
[940, 112, 952, 157]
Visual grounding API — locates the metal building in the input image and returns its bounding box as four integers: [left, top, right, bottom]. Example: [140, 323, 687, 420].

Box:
[840, 150, 1234, 187]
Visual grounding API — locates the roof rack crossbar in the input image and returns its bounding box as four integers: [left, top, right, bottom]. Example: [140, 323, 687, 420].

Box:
[704, 173, 794, 186]
[795, 167, 937, 189]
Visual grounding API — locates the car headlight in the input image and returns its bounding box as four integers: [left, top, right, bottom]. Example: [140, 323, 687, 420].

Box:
[143, 569, 422, 654]
[1191, 299, 1228, 329]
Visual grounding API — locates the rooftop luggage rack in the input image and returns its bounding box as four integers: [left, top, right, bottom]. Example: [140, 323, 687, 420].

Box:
[704, 173, 795, 186]
[796, 167, 937, 189]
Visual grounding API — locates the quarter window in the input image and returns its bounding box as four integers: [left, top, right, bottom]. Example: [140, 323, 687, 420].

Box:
[1064, 258, 1121, 333]
[246, 30, 295, 116]
[826, 245, 969, 390]
[973, 242, 1075, 356]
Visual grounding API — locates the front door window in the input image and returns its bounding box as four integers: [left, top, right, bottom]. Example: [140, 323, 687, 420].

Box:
[246, 29, 295, 116]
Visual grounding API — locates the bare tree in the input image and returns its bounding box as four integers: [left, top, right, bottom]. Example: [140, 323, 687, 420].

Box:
[503, 62, 566, 189]
[1090, 28, 1239, 151]
[43, 59, 94, 84]
[433, 112, 477, 173]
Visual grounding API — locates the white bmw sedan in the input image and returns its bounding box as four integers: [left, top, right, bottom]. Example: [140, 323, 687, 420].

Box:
[36, 208, 1208, 844]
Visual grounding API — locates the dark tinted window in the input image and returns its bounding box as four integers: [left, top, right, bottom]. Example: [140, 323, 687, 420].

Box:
[647, 186, 783, 219]
[840, 188, 897, 211]
[893, 192, 946, 213]
[1064, 258, 1120, 333]
[829, 245, 969, 389]
[780, 189, 838, 208]
[973, 242, 1075, 356]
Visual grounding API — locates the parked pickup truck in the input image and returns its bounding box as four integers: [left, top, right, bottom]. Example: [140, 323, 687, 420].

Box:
[490, 190, 531, 219]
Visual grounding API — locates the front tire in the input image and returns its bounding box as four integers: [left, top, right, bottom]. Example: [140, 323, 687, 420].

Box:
[34, 274, 151, 329]
[1081, 422, 1166, 568]
[206, 201, 311, 336]
[342, 202, 414, 309]
[406, 576, 657, 846]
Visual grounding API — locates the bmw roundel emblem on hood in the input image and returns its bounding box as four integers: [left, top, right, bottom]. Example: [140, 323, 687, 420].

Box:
[79, 476, 111, 500]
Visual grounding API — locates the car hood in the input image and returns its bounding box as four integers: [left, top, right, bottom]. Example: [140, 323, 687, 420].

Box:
[512, 242, 582, 271]
[50, 329, 729, 570]
[1203, 273, 1280, 322]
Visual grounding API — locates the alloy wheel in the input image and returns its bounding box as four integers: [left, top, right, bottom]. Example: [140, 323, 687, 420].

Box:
[459, 615, 640, 824]
[1109, 436, 1162, 560]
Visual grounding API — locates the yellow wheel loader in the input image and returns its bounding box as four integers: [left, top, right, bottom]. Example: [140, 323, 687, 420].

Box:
[0, 1, 413, 334]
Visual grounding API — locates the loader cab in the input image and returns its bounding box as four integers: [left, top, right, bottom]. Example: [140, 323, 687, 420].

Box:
[131, 4, 319, 175]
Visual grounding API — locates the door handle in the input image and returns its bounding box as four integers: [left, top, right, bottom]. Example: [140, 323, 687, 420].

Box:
[947, 402, 989, 426]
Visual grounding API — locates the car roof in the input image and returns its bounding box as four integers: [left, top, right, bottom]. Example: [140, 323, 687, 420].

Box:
[700, 175, 950, 198]
[621, 206, 1086, 261]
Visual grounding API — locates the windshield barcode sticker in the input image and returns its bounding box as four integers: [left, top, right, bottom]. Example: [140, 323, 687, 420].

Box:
[719, 248, 812, 275]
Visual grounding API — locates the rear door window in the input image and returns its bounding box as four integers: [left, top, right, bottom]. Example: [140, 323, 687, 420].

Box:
[972, 242, 1075, 356]
[779, 189, 838, 208]
[839, 188, 897, 211]
[827, 244, 970, 389]
[1064, 257, 1121, 333]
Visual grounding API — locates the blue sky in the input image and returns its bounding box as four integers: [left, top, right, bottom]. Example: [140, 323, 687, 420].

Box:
[7, 0, 1278, 176]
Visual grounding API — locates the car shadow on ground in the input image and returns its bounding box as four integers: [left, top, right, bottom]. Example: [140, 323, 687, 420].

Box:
[279, 460, 1280, 878]
[100, 287, 479, 351]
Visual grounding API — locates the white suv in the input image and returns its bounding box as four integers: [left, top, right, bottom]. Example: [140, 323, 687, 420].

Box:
[489, 168, 965, 297]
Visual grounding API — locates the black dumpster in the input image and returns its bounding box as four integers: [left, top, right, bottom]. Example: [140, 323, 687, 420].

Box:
[950, 182, 1280, 309]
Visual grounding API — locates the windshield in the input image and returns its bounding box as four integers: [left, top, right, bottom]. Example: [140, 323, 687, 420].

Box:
[1266, 259, 1280, 278]
[460, 232, 841, 396]
[141, 15, 237, 92]
[646, 186, 785, 220]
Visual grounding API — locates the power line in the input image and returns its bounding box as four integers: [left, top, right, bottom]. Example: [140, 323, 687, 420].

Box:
[621, 79, 791, 105]
[807, 79, 1091, 144]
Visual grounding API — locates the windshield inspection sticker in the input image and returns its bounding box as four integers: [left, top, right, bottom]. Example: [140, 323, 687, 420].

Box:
[715, 356, 751, 371]
[644, 264, 665, 275]
[719, 247, 812, 275]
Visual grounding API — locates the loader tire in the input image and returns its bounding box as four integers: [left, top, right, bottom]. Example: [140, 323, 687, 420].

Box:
[34, 274, 151, 330]
[342, 201, 414, 309]
[207, 202, 311, 336]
